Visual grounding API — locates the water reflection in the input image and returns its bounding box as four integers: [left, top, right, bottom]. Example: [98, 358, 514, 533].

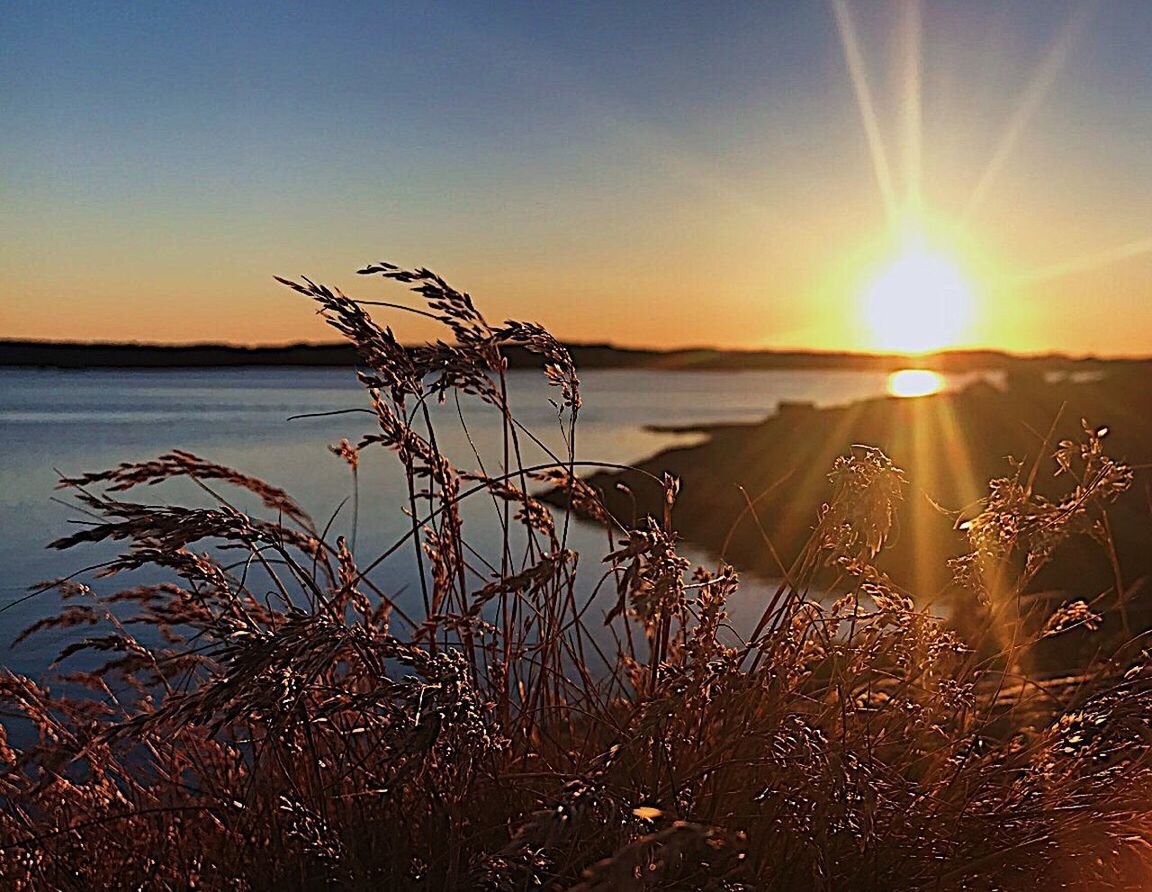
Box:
[887, 369, 944, 398]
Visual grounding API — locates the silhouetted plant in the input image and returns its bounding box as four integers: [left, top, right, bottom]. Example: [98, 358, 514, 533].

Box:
[0, 264, 1149, 890]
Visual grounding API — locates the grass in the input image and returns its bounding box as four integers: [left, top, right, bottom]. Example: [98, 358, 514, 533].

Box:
[1, 262, 1150, 889]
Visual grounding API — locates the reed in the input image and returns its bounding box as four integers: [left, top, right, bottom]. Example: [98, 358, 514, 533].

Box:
[1, 263, 1149, 889]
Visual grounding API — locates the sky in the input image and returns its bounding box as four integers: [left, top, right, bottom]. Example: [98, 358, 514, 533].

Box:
[3, 0, 1151, 354]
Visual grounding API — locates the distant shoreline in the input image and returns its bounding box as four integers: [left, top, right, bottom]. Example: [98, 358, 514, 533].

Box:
[0, 339, 1139, 373]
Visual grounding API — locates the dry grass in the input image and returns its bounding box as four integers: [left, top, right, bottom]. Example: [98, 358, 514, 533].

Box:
[1, 263, 1150, 889]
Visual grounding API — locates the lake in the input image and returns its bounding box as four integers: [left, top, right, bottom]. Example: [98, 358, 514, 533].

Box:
[1, 365, 938, 675]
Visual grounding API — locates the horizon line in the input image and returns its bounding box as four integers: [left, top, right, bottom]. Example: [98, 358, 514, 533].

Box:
[1, 336, 1149, 365]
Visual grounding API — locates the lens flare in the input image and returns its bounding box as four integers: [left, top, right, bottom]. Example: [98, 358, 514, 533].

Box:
[888, 369, 944, 398]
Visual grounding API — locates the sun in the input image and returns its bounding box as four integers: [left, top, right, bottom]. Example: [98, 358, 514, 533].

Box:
[863, 245, 974, 354]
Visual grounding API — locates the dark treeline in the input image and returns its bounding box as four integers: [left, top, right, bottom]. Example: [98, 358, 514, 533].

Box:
[0, 338, 1139, 372]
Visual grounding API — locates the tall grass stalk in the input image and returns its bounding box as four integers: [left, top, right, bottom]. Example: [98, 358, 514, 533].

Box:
[0, 264, 1149, 889]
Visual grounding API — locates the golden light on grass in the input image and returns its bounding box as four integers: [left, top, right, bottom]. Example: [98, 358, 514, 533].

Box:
[864, 244, 974, 354]
[887, 368, 944, 398]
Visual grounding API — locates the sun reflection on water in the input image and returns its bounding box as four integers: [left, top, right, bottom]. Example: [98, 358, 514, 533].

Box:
[887, 368, 944, 398]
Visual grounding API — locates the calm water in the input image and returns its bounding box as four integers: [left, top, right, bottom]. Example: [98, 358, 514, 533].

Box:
[1, 366, 915, 675]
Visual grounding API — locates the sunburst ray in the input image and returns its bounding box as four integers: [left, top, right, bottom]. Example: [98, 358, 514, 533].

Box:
[831, 0, 898, 223]
[1017, 235, 1152, 284]
[963, 1, 1099, 221]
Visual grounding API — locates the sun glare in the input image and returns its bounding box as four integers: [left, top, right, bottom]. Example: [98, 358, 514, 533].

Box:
[887, 368, 944, 398]
[864, 246, 974, 354]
